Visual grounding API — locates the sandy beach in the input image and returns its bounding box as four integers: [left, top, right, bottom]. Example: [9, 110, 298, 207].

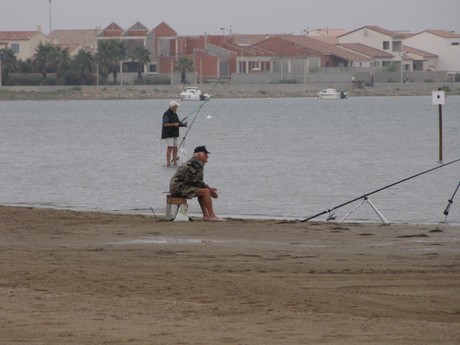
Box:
[1, 205, 459, 344]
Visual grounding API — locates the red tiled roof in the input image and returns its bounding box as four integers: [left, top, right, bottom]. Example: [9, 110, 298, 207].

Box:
[424, 29, 460, 39]
[403, 45, 438, 58]
[0, 31, 41, 40]
[49, 29, 97, 50]
[338, 43, 393, 58]
[338, 25, 405, 38]
[231, 34, 294, 46]
[253, 36, 320, 57]
[284, 36, 370, 61]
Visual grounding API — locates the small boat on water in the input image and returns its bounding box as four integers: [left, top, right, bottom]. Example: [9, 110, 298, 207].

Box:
[180, 87, 211, 101]
[317, 88, 348, 99]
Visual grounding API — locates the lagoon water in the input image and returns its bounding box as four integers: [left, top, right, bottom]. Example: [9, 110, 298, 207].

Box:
[1, 96, 459, 224]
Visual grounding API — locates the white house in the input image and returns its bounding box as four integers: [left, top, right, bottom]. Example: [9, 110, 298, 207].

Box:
[402, 45, 438, 71]
[338, 26, 404, 56]
[0, 30, 49, 61]
[403, 29, 460, 72]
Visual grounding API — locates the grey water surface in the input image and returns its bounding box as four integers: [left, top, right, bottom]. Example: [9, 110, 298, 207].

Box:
[1, 95, 459, 224]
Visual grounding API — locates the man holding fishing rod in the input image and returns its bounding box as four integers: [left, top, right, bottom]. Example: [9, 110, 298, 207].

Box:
[170, 146, 224, 221]
[161, 100, 187, 167]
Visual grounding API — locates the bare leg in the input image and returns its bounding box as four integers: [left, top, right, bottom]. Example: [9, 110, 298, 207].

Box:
[166, 146, 178, 166]
[172, 147, 178, 166]
[166, 146, 173, 166]
[195, 188, 223, 221]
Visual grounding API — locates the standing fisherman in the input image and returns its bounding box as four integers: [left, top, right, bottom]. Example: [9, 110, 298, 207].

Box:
[161, 100, 187, 167]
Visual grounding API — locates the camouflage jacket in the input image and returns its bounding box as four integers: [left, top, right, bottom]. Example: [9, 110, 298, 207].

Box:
[169, 157, 208, 198]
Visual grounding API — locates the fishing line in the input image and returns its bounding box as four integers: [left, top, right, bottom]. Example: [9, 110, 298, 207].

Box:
[178, 98, 211, 149]
[175, 82, 221, 160]
[301, 158, 460, 222]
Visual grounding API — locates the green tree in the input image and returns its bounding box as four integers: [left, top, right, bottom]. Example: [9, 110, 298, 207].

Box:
[129, 45, 151, 81]
[18, 58, 37, 73]
[0, 48, 19, 85]
[34, 42, 56, 83]
[96, 39, 127, 84]
[175, 56, 195, 84]
[53, 46, 70, 84]
[72, 50, 96, 85]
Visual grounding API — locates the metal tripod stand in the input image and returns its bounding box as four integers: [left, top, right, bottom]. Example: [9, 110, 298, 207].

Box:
[339, 196, 390, 224]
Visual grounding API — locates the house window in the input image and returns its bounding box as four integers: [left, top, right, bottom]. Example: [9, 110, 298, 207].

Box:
[260, 61, 270, 71]
[451, 42, 459, 46]
[10, 43, 19, 54]
[238, 61, 247, 73]
[382, 41, 390, 50]
[148, 64, 157, 73]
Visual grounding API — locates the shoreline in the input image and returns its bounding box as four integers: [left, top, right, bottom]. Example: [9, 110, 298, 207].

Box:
[1, 82, 459, 100]
[3, 203, 458, 226]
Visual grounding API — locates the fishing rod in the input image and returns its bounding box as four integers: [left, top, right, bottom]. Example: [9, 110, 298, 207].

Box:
[443, 180, 460, 222]
[178, 98, 211, 149]
[301, 158, 460, 222]
[177, 82, 221, 152]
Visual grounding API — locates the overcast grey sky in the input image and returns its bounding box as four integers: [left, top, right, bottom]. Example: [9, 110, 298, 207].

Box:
[2, 0, 459, 35]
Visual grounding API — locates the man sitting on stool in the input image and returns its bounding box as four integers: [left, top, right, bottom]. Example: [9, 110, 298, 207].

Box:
[169, 146, 224, 221]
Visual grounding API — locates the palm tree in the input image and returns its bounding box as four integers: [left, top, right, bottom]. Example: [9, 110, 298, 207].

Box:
[0, 48, 19, 85]
[175, 56, 195, 84]
[34, 42, 56, 83]
[129, 45, 151, 81]
[96, 39, 127, 84]
[53, 46, 70, 84]
[72, 50, 96, 85]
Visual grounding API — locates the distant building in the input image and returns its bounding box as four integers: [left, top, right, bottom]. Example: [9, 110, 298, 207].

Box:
[304, 28, 347, 44]
[0, 30, 49, 60]
[404, 29, 460, 72]
[49, 29, 98, 56]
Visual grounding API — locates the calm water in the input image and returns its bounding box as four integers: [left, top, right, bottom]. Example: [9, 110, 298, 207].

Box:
[1, 96, 459, 224]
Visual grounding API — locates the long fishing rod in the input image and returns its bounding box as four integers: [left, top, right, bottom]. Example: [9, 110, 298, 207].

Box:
[443, 180, 460, 222]
[178, 82, 221, 150]
[178, 98, 211, 149]
[301, 158, 460, 222]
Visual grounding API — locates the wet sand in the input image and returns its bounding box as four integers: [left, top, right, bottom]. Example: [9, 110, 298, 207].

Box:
[1, 205, 459, 344]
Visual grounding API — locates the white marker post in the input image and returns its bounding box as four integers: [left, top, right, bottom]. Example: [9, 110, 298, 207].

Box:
[432, 89, 446, 161]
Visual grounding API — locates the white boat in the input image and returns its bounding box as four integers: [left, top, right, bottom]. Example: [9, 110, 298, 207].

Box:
[317, 88, 348, 99]
[180, 87, 211, 101]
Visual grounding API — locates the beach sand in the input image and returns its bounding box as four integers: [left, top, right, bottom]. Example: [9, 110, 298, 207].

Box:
[1, 205, 459, 344]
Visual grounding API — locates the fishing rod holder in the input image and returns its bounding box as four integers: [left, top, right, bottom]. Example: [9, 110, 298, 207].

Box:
[339, 196, 390, 224]
[443, 181, 460, 223]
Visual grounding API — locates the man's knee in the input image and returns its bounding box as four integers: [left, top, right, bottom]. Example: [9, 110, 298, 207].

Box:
[196, 188, 211, 197]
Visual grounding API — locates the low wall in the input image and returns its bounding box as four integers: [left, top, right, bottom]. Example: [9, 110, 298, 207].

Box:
[2, 82, 459, 98]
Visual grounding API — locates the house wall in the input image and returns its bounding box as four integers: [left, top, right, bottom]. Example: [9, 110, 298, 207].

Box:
[339, 29, 397, 56]
[404, 33, 460, 72]
[195, 54, 219, 81]
[10, 33, 49, 61]
[158, 56, 175, 74]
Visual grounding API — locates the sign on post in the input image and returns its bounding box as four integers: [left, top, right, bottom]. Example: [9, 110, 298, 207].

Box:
[432, 89, 446, 161]
[432, 90, 445, 105]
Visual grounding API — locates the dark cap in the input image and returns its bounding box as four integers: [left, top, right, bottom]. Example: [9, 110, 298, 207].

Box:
[194, 146, 210, 154]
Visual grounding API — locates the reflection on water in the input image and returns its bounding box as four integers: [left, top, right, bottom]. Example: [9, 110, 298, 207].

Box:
[0, 96, 459, 224]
